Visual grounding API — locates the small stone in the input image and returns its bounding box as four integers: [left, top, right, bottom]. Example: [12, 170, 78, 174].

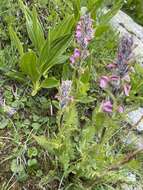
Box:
[128, 108, 143, 132]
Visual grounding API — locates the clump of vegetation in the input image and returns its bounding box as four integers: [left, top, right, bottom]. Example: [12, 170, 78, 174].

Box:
[123, 0, 143, 26]
[0, 0, 143, 189]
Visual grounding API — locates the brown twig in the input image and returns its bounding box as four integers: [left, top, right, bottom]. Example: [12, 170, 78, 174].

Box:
[132, 115, 143, 130]
[108, 148, 143, 171]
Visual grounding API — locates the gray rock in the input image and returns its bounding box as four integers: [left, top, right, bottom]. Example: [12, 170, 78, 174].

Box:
[128, 108, 143, 132]
[110, 10, 143, 64]
[121, 184, 142, 190]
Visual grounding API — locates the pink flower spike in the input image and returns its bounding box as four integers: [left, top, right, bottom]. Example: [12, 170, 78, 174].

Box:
[102, 101, 113, 113]
[123, 83, 131, 96]
[117, 106, 124, 113]
[106, 63, 117, 69]
[110, 75, 120, 81]
[70, 56, 75, 64]
[99, 76, 110, 89]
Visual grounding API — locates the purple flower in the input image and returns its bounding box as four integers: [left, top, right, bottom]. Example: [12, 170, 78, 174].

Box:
[70, 48, 81, 65]
[99, 76, 110, 89]
[74, 48, 81, 58]
[110, 75, 120, 81]
[75, 13, 95, 48]
[107, 63, 117, 69]
[123, 83, 131, 96]
[75, 30, 82, 38]
[116, 35, 133, 77]
[101, 101, 113, 113]
[70, 56, 75, 64]
[58, 80, 73, 108]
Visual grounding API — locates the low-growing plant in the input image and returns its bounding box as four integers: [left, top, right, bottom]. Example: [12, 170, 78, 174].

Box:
[8, 0, 123, 96]
[34, 3, 143, 189]
[9, 0, 75, 96]
[123, 0, 143, 26]
[2, 0, 143, 189]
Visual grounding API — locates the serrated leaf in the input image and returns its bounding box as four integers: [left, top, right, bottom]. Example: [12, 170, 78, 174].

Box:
[34, 135, 59, 154]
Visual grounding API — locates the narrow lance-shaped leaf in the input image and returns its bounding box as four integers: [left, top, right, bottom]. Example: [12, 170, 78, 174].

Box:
[9, 26, 24, 57]
[19, 0, 45, 52]
[38, 15, 74, 68]
[99, 0, 123, 24]
[50, 15, 75, 43]
[40, 34, 73, 74]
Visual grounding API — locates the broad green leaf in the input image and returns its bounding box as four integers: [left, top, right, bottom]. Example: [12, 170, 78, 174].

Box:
[39, 14, 74, 66]
[6, 70, 27, 83]
[50, 15, 75, 43]
[41, 77, 59, 89]
[28, 147, 38, 158]
[20, 51, 40, 83]
[19, 0, 45, 52]
[76, 96, 96, 103]
[87, 0, 104, 19]
[40, 34, 72, 74]
[0, 119, 9, 129]
[9, 26, 23, 57]
[28, 159, 38, 167]
[43, 55, 69, 74]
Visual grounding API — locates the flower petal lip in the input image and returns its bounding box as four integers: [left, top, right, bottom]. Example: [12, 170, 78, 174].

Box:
[107, 63, 117, 69]
[99, 76, 110, 89]
[102, 100, 113, 113]
[117, 105, 124, 113]
[123, 83, 131, 96]
[110, 75, 120, 81]
[70, 56, 75, 64]
[74, 48, 81, 58]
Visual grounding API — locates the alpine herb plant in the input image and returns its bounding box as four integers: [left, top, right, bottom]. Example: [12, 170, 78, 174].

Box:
[34, 1, 143, 189]
[9, 0, 74, 96]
